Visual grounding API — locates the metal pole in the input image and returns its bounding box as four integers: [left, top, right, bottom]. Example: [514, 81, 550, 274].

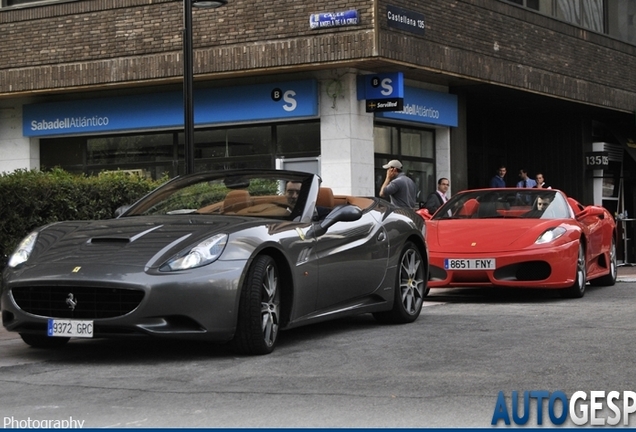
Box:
[183, 0, 195, 175]
[183, 0, 227, 175]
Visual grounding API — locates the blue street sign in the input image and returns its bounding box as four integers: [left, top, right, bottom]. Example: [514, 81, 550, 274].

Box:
[310, 10, 359, 29]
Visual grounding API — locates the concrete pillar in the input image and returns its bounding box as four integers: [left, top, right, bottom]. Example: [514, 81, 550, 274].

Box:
[0, 101, 39, 174]
[318, 69, 375, 196]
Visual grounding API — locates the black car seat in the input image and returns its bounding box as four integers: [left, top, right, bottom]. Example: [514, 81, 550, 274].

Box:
[477, 201, 499, 218]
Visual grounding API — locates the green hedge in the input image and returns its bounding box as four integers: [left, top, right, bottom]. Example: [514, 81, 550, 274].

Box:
[0, 169, 164, 266]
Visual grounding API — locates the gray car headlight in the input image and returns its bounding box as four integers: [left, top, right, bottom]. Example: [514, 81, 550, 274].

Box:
[535, 227, 566, 244]
[8, 231, 39, 268]
[161, 233, 228, 271]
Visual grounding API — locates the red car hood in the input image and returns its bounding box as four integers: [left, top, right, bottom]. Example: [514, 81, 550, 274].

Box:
[427, 219, 560, 253]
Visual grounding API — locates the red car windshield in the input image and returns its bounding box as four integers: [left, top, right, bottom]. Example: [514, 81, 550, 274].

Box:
[432, 189, 571, 220]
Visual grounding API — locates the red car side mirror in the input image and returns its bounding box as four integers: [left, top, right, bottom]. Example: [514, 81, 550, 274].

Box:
[576, 206, 606, 220]
[416, 208, 432, 221]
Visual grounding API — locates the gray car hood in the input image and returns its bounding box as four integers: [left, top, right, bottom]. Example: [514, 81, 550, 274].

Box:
[29, 215, 267, 269]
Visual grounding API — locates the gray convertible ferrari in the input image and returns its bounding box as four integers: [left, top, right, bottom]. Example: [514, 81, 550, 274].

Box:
[1, 170, 428, 355]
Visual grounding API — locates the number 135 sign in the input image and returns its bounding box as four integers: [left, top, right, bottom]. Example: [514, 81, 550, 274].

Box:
[585, 151, 609, 170]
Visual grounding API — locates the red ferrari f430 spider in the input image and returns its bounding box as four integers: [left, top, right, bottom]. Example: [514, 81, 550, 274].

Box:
[418, 188, 617, 298]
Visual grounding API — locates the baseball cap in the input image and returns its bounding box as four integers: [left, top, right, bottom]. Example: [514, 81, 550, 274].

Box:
[382, 159, 403, 169]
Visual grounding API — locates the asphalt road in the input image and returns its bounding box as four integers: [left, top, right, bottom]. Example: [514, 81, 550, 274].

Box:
[1, 280, 635, 428]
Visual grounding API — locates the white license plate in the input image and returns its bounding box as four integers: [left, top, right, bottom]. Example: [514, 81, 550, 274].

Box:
[444, 258, 496, 270]
[47, 319, 94, 338]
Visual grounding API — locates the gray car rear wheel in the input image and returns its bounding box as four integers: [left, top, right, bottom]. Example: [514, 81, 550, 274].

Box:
[373, 241, 425, 324]
[231, 255, 280, 355]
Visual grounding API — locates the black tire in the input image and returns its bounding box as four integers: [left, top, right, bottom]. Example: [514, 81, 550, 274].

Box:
[374, 242, 426, 324]
[231, 255, 281, 355]
[20, 333, 70, 349]
[561, 243, 586, 298]
[589, 237, 617, 286]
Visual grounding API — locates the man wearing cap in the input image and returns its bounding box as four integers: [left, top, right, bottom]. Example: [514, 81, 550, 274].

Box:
[379, 159, 417, 208]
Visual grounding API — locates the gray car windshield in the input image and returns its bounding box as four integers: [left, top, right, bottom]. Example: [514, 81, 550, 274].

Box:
[432, 189, 571, 220]
[124, 172, 313, 220]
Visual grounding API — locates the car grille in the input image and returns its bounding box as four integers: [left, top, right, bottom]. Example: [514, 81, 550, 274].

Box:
[11, 286, 145, 319]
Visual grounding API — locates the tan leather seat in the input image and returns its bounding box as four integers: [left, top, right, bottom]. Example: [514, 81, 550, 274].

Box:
[223, 190, 251, 213]
[316, 187, 335, 208]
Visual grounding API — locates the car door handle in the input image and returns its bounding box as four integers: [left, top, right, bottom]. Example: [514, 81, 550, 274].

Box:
[377, 231, 386, 242]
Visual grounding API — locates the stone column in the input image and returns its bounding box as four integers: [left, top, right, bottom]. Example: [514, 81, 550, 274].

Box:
[0, 101, 39, 173]
[318, 69, 375, 196]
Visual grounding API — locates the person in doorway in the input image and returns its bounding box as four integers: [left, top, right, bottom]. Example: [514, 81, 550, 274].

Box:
[516, 169, 537, 188]
[379, 159, 417, 208]
[534, 173, 551, 189]
[424, 177, 450, 214]
[489, 165, 507, 188]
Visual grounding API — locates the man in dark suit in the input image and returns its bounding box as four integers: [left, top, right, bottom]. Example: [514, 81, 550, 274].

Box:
[424, 178, 450, 215]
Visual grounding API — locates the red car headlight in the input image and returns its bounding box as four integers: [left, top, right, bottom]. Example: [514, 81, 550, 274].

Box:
[535, 227, 567, 244]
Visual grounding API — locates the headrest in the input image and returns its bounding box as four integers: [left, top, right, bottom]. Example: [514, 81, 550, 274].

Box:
[317, 187, 335, 208]
[459, 198, 479, 216]
[223, 190, 251, 212]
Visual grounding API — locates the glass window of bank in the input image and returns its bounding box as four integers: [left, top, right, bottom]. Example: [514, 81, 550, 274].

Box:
[40, 121, 320, 179]
[373, 124, 435, 203]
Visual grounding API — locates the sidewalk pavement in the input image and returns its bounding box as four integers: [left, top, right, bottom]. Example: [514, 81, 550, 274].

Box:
[618, 264, 636, 282]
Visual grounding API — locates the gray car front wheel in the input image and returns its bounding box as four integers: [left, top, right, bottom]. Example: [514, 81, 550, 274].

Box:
[231, 255, 280, 355]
